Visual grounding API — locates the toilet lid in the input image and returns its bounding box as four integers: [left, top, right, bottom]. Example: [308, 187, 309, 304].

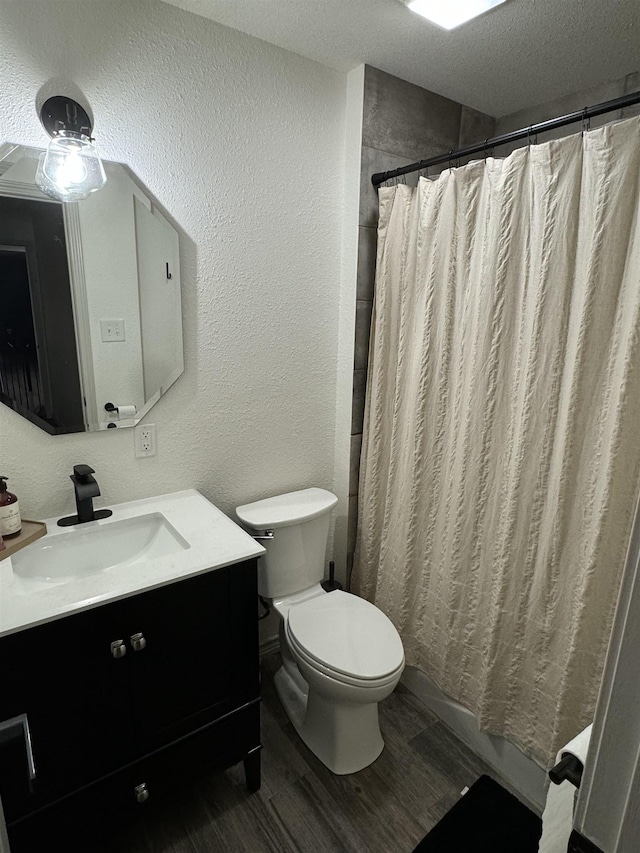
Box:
[236, 488, 338, 530]
[287, 591, 404, 680]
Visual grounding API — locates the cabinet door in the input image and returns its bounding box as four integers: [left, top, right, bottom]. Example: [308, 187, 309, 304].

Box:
[0, 601, 134, 820]
[125, 561, 259, 753]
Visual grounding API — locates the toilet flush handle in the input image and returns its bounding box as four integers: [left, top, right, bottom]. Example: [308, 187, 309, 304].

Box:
[252, 529, 274, 541]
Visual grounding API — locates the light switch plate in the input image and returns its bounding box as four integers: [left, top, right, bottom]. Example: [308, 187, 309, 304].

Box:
[100, 319, 126, 342]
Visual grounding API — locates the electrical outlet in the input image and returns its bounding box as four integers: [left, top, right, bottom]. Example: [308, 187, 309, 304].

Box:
[135, 423, 156, 457]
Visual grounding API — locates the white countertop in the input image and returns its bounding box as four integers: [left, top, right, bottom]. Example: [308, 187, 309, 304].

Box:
[0, 490, 264, 638]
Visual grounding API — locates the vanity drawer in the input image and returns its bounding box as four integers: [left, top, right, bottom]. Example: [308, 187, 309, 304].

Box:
[7, 698, 261, 853]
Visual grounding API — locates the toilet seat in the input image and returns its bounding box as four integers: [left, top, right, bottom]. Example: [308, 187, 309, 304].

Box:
[286, 591, 405, 681]
[286, 623, 404, 689]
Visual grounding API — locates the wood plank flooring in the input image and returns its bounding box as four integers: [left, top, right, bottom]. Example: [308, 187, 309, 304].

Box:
[87, 653, 494, 852]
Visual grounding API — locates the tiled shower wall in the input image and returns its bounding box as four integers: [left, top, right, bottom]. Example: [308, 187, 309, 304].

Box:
[347, 66, 495, 584]
[347, 67, 640, 585]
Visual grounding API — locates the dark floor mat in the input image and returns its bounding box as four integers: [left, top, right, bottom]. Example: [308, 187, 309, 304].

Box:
[413, 774, 542, 852]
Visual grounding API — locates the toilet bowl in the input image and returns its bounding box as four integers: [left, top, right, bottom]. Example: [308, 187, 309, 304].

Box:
[236, 488, 405, 775]
[280, 587, 404, 774]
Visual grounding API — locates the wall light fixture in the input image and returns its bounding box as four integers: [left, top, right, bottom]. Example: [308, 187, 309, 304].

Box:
[35, 96, 106, 202]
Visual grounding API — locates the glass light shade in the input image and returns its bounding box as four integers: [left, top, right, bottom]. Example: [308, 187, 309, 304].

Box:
[35, 132, 106, 202]
[406, 0, 507, 30]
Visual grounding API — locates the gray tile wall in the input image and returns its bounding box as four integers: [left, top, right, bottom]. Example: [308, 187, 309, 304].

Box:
[494, 71, 640, 154]
[348, 66, 495, 585]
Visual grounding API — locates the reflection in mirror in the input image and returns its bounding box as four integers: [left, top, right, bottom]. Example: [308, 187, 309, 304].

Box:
[0, 144, 183, 434]
[0, 196, 84, 433]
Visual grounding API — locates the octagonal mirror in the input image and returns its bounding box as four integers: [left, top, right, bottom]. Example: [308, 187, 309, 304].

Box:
[0, 143, 183, 434]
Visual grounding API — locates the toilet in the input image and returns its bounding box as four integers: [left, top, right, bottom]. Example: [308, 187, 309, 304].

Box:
[236, 487, 405, 775]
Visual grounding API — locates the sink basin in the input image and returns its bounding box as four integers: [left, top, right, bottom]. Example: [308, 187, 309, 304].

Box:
[0, 489, 266, 638]
[12, 513, 190, 583]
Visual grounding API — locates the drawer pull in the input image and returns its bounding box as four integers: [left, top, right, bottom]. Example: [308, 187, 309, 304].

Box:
[130, 632, 147, 652]
[135, 782, 149, 803]
[110, 640, 127, 659]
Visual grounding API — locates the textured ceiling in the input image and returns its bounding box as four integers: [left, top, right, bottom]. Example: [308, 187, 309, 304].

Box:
[161, 0, 639, 116]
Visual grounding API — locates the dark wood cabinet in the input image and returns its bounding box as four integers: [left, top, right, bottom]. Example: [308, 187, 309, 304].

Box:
[0, 559, 260, 851]
[1, 598, 132, 809]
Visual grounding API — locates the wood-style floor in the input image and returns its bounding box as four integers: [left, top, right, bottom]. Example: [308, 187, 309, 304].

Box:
[88, 653, 494, 852]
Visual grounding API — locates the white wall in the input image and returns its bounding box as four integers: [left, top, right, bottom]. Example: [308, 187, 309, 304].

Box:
[0, 0, 353, 574]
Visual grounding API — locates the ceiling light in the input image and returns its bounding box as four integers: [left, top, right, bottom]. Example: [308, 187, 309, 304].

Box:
[35, 96, 106, 202]
[405, 0, 507, 30]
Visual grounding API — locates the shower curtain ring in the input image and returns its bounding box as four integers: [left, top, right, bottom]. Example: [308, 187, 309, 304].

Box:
[582, 108, 591, 136]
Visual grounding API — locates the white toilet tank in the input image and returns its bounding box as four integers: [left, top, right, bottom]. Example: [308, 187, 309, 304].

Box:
[236, 488, 338, 598]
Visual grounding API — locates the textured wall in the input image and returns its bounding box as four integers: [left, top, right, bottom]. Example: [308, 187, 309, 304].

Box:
[0, 1, 350, 554]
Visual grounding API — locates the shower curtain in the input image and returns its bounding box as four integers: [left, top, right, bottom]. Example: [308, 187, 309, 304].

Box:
[353, 115, 640, 764]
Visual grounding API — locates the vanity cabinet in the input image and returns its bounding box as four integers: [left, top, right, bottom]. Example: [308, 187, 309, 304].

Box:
[0, 558, 260, 852]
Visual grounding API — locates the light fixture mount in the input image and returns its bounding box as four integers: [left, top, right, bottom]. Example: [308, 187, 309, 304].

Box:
[35, 95, 106, 202]
[39, 95, 93, 140]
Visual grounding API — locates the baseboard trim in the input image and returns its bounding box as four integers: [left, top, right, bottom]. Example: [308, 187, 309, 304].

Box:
[401, 665, 547, 814]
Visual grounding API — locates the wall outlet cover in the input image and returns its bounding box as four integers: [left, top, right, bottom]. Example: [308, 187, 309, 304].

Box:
[135, 423, 157, 457]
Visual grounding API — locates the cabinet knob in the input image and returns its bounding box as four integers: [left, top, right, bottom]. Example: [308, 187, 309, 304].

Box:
[130, 632, 147, 652]
[134, 782, 149, 803]
[111, 640, 127, 659]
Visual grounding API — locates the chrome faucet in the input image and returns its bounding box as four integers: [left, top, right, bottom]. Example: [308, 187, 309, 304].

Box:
[57, 464, 113, 527]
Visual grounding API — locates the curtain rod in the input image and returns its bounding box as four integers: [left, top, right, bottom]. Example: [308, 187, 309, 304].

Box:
[371, 90, 640, 188]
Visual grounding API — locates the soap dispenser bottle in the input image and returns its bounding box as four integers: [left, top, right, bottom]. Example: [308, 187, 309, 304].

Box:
[0, 477, 21, 537]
